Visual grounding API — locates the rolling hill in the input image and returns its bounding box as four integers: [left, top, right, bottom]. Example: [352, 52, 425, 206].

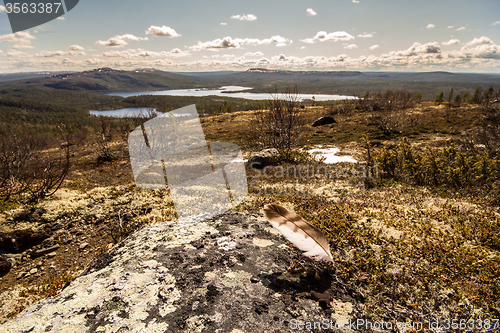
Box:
[1, 67, 500, 100]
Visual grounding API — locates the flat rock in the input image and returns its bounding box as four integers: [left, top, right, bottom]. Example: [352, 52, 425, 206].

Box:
[79, 243, 89, 250]
[31, 245, 60, 259]
[0, 212, 364, 332]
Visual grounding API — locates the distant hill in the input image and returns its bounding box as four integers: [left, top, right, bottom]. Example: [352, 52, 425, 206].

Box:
[172, 71, 242, 76]
[0, 71, 73, 82]
[0, 68, 218, 93]
[1, 68, 500, 100]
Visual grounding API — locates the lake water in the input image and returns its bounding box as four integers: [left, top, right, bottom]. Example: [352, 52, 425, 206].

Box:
[89, 107, 197, 118]
[107, 86, 356, 101]
[89, 107, 157, 118]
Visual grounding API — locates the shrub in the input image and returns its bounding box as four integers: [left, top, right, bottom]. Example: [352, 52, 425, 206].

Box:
[250, 85, 303, 150]
[0, 127, 70, 204]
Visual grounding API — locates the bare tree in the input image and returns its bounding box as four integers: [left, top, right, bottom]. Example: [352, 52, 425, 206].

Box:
[250, 85, 302, 150]
[0, 128, 70, 203]
[92, 116, 113, 162]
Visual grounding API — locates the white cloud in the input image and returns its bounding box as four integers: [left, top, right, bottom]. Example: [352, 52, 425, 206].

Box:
[442, 39, 460, 46]
[457, 26, 466, 31]
[300, 46, 306, 49]
[56, 17, 65, 20]
[189, 35, 292, 51]
[446, 26, 454, 29]
[3, 35, 500, 74]
[306, 8, 317, 16]
[389, 41, 441, 56]
[96, 34, 148, 47]
[6, 50, 30, 57]
[300, 31, 355, 44]
[458, 42, 500, 60]
[101, 48, 190, 58]
[352, 0, 360, 3]
[344, 44, 357, 49]
[426, 24, 435, 29]
[244, 51, 264, 57]
[369, 44, 380, 50]
[220, 22, 227, 26]
[230, 14, 257, 21]
[0, 5, 5, 12]
[145, 25, 181, 37]
[491, 21, 500, 26]
[357, 32, 373, 38]
[69, 45, 84, 51]
[12, 44, 34, 49]
[466, 36, 493, 46]
[0, 32, 36, 45]
[35, 50, 85, 57]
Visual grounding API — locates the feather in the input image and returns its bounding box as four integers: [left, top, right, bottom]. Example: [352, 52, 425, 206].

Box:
[263, 204, 333, 261]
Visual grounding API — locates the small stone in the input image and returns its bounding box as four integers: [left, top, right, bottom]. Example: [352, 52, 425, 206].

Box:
[16, 271, 25, 279]
[79, 243, 89, 250]
[62, 238, 73, 245]
[29, 268, 38, 275]
[250, 276, 260, 283]
[47, 252, 57, 258]
[105, 243, 113, 251]
[6, 258, 15, 267]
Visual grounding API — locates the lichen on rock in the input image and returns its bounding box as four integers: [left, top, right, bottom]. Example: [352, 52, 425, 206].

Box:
[1, 212, 363, 332]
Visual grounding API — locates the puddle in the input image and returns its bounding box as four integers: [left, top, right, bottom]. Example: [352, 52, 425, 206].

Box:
[308, 148, 357, 164]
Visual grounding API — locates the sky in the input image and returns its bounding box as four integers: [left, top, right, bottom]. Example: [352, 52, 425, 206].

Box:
[0, 0, 500, 73]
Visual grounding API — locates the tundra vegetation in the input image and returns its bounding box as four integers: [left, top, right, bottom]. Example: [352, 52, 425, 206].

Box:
[0, 83, 499, 327]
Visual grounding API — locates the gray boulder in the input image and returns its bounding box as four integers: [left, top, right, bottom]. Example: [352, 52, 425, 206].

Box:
[312, 116, 336, 127]
[246, 148, 280, 169]
[1, 212, 363, 333]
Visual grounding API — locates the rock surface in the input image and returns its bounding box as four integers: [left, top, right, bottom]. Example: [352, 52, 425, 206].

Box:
[1, 212, 364, 332]
[246, 148, 281, 169]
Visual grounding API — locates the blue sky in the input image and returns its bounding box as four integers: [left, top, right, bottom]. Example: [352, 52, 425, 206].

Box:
[0, 0, 499, 73]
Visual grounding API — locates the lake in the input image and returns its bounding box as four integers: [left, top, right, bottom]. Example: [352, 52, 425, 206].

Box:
[107, 86, 356, 101]
[89, 107, 158, 118]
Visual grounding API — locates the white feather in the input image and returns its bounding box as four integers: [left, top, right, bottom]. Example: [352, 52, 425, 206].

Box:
[263, 204, 333, 261]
